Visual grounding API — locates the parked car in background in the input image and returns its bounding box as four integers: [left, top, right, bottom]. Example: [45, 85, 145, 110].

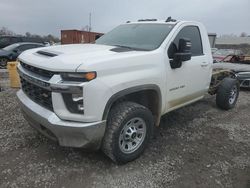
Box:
[213, 49, 243, 62]
[53, 42, 61, 46]
[221, 54, 250, 64]
[213, 55, 250, 88]
[44, 42, 51, 47]
[0, 35, 46, 49]
[0, 42, 44, 68]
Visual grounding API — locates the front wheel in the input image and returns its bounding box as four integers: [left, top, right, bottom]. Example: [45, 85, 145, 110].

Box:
[216, 78, 239, 110]
[102, 102, 154, 164]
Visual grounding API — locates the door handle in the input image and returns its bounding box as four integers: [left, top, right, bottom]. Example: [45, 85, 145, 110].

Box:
[201, 62, 209, 67]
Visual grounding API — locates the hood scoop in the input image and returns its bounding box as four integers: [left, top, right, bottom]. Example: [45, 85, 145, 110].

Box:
[36, 50, 59, 57]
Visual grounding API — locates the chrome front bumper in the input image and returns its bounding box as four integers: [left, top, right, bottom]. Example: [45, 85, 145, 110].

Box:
[17, 90, 106, 150]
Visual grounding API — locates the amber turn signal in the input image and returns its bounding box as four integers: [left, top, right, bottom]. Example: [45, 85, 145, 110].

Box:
[85, 72, 96, 81]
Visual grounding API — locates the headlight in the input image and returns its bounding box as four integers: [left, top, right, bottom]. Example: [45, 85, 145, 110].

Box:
[61, 72, 97, 82]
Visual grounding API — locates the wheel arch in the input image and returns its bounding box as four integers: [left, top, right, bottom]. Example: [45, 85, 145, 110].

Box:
[102, 84, 162, 126]
[209, 69, 237, 95]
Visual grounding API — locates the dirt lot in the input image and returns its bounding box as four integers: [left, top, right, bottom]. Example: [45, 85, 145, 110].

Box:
[0, 89, 249, 188]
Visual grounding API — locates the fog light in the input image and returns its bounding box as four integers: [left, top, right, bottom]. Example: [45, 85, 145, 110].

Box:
[72, 93, 83, 102]
[72, 94, 84, 112]
[62, 93, 84, 114]
[77, 104, 84, 111]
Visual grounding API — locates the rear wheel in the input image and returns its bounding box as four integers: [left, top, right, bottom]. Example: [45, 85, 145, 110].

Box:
[102, 101, 154, 164]
[216, 78, 239, 110]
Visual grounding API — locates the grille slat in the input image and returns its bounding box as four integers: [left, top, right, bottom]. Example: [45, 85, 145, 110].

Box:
[20, 61, 57, 78]
[20, 78, 53, 111]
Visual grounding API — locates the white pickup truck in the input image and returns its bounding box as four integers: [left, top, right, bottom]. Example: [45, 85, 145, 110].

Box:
[17, 18, 239, 164]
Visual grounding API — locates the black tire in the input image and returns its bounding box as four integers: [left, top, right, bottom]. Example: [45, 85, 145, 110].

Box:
[216, 78, 239, 110]
[0, 57, 8, 69]
[102, 101, 154, 164]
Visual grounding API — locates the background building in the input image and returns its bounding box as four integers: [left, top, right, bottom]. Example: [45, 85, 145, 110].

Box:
[61, 30, 103, 44]
[215, 36, 250, 54]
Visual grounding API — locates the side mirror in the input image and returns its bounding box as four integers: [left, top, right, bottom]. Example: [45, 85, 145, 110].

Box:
[170, 38, 192, 69]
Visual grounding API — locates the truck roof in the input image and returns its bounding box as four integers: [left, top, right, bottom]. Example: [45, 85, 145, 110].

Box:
[124, 19, 201, 26]
[125, 20, 178, 25]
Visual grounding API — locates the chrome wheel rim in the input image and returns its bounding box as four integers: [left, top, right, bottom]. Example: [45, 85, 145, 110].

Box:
[119, 117, 146, 154]
[229, 85, 237, 105]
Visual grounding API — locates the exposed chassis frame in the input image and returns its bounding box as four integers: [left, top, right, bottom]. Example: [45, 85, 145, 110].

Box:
[209, 69, 237, 95]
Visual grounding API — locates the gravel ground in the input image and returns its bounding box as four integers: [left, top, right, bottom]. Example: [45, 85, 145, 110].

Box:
[0, 89, 250, 188]
[0, 70, 9, 90]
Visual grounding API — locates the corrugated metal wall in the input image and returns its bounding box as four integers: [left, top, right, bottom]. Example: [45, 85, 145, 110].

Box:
[61, 30, 103, 44]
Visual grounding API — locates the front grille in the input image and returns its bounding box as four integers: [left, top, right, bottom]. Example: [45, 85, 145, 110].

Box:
[20, 77, 53, 111]
[20, 61, 56, 78]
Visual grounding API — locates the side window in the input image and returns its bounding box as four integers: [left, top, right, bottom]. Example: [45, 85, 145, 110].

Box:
[0, 37, 10, 43]
[169, 26, 203, 57]
[17, 44, 31, 52]
[11, 37, 21, 43]
[17, 44, 42, 52]
[29, 44, 43, 49]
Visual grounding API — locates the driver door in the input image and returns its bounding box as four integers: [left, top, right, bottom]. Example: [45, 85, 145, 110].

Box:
[165, 25, 210, 111]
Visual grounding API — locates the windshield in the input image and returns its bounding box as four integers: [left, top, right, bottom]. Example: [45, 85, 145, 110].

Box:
[96, 23, 174, 51]
[3, 43, 19, 51]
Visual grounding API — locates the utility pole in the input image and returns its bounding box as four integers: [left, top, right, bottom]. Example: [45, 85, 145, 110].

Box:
[89, 13, 92, 32]
[88, 12, 92, 43]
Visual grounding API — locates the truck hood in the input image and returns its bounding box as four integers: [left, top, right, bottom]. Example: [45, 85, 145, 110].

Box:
[18, 44, 143, 72]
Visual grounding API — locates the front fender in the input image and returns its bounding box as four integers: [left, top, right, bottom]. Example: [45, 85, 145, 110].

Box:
[102, 84, 162, 120]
